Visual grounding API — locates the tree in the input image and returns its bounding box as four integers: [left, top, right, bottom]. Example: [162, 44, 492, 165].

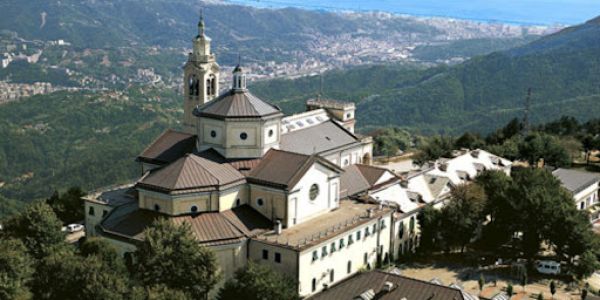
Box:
[79, 237, 127, 275]
[45, 187, 85, 224]
[478, 274, 485, 292]
[518, 133, 571, 167]
[581, 135, 600, 165]
[550, 281, 556, 299]
[416, 205, 442, 253]
[130, 285, 190, 300]
[33, 247, 129, 300]
[455, 132, 485, 150]
[0, 239, 34, 300]
[521, 270, 527, 292]
[571, 251, 600, 280]
[372, 127, 411, 157]
[506, 283, 514, 297]
[135, 218, 220, 299]
[413, 135, 455, 165]
[439, 184, 486, 252]
[216, 262, 299, 300]
[3, 201, 65, 259]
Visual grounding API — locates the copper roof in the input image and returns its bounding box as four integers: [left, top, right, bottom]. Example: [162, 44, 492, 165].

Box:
[137, 129, 196, 164]
[102, 205, 271, 246]
[340, 165, 371, 198]
[309, 270, 465, 300]
[355, 164, 390, 186]
[137, 153, 245, 194]
[280, 120, 360, 155]
[248, 149, 342, 190]
[194, 89, 283, 119]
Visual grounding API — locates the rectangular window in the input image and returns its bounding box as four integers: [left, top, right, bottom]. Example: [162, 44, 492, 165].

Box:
[380, 220, 386, 229]
[262, 249, 268, 260]
[365, 227, 370, 237]
[356, 231, 361, 241]
[88, 206, 95, 216]
[373, 224, 377, 232]
[348, 235, 354, 245]
[330, 242, 336, 253]
[102, 210, 108, 217]
[312, 251, 319, 262]
[322, 246, 328, 257]
[339, 238, 345, 249]
[275, 252, 281, 263]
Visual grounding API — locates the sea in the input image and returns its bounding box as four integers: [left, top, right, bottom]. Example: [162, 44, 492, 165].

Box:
[226, 0, 600, 25]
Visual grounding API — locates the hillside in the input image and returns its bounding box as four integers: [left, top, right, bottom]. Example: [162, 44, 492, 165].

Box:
[251, 16, 600, 134]
[0, 87, 181, 217]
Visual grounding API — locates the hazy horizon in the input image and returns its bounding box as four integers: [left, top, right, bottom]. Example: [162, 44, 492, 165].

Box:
[227, 0, 600, 25]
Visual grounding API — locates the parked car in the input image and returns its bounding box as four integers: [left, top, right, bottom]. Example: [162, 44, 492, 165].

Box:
[536, 260, 561, 275]
[65, 224, 84, 233]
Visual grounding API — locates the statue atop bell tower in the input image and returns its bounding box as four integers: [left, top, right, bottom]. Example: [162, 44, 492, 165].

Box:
[183, 11, 220, 134]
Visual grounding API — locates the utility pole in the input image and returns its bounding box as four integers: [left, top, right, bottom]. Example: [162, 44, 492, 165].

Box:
[523, 87, 532, 135]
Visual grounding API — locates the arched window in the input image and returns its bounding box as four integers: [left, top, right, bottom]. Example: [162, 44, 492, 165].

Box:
[329, 269, 334, 282]
[309, 184, 319, 200]
[154, 204, 160, 212]
[312, 278, 317, 292]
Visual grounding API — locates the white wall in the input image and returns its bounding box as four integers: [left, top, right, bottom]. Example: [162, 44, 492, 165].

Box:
[297, 215, 392, 297]
[289, 163, 340, 225]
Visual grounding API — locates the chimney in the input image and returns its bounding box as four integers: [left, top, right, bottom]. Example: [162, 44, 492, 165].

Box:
[439, 163, 448, 172]
[274, 220, 282, 235]
[382, 281, 395, 293]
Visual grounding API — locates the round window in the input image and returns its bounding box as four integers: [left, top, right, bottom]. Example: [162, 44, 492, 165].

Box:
[191, 205, 198, 213]
[240, 132, 248, 140]
[309, 184, 319, 201]
[268, 129, 274, 137]
[210, 130, 216, 138]
[257, 198, 264, 206]
[346, 113, 352, 119]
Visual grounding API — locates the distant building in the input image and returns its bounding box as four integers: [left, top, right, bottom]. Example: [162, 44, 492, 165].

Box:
[552, 168, 600, 221]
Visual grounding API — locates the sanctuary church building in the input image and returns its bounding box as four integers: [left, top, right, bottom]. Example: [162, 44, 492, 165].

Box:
[84, 15, 511, 298]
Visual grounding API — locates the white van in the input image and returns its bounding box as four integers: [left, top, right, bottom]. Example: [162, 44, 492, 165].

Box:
[536, 260, 561, 275]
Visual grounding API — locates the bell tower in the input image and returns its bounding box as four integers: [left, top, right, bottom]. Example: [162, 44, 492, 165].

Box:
[183, 12, 220, 134]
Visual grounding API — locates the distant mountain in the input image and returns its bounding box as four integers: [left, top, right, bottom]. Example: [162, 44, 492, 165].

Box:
[0, 0, 544, 67]
[251, 16, 600, 134]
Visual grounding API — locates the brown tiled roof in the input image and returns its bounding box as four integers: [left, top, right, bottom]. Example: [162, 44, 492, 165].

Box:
[309, 270, 465, 300]
[222, 205, 273, 236]
[194, 89, 283, 119]
[196, 148, 262, 175]
[137, 154, 245, 194]
[356, 164, 392, 186]
[340, 165, 371, 198]
[137, 129, 196, 164]
[102, 205, 272, 246]
[248, 149, 342, 190]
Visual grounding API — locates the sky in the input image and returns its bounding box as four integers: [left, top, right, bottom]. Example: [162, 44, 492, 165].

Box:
[226, 0, 600, 25]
